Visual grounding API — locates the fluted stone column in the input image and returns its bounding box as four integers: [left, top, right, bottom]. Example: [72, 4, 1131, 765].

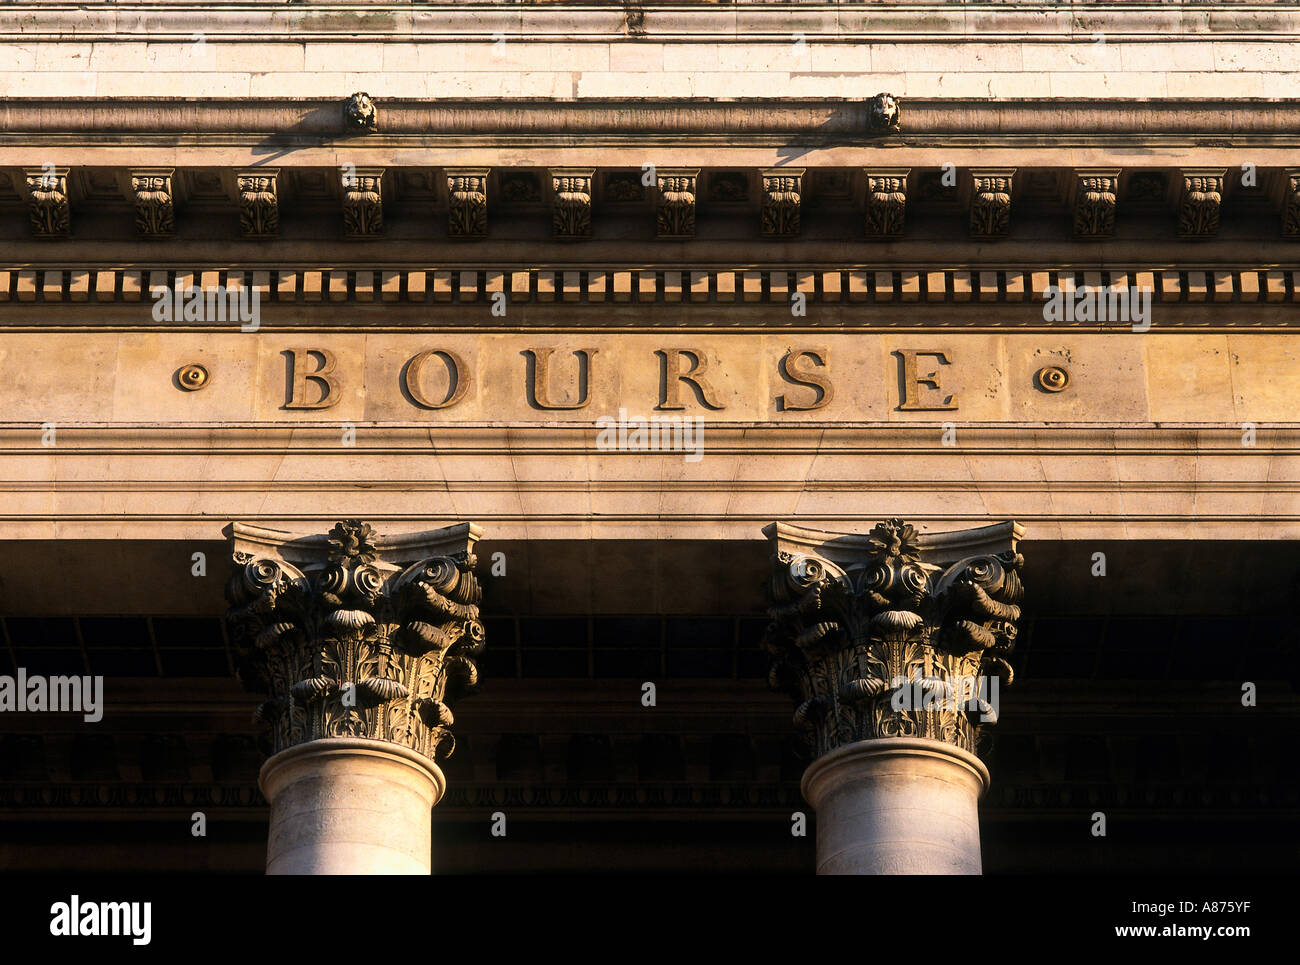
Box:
[762, 518, 1024, 875]
[224, 519, 485, 875]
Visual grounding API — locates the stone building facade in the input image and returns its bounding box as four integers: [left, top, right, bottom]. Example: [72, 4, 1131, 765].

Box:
[0, 1, 1296, 873]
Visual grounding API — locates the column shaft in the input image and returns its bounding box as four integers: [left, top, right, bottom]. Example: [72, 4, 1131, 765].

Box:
[801, 737, 988, 875]
[260, 737, 445, 875]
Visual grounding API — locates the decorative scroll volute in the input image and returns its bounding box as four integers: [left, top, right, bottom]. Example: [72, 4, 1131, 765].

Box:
[762, 518, 1024, 761]
[224, 520, 484, 763]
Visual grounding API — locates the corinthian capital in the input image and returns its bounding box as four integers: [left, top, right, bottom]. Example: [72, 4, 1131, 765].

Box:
[762, 519, 1024, 761]
[224, 519, 485, 763]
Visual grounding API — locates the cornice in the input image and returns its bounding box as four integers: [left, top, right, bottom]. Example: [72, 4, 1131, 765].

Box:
[3, 3, 1299, 42]
[2, 99, 1298, 142]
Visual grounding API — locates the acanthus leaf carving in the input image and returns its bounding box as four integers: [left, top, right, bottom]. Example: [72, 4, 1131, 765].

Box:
[1072, 168, 1120, 239]
[761, 168, 803, 238]
[1179, 169, 1225, 239]
[447, 167, 489, 239]
[131, 168, 175, 238]
[969, 169, 1014, 239]
[864, 168, 909, 239]
[550, 168, 594, 239]
[24, 166, 70, 238]
[342, 167, 385, 238]
[225, 519, 485, 763]
[656, 168, 698, 239]
[762, 518, 1024, 761]
[237, 169, 279, 238]
[1282, 169, 1300, 239]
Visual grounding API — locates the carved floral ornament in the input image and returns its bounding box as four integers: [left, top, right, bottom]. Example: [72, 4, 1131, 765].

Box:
[761, 168, 803, 237]
[1285, 169, 1300, 239]
[24, 166, 70, 238]
[864, 168, 909, 238]
[13, 156, 1299, 241]
[447, 168, 489, 238]
[224, 519, 485, 763]
[762, 519, 1024, 761]
[551, 168, 594, 239]
[1073, 168, 1120, 239]
[969, 169, 1015, 239]
[131, 168, 175, 238]
[237, 170, 279, 238]
[1179, 169, 1226, 239]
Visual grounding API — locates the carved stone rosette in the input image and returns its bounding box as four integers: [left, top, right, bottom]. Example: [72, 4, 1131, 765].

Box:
[1282, 169, 1300, 239]
[762, 519, 1024, 762]
[761, 168, 803, 237]
[550, 168, 594, 238]
[131, 168, 175, 237]
[24, 166, 70, 238]
[237, 169, 279, 238]
[656, 168, 698, 239]
[446, 167, 489, 238]
[969, 169, 1014, 239]
[342, 167, 385, 238]
[224, 520, 485, 763]
[863, 168, 909, 238]
[1072, 168, 1120, 239]
[1178, 169, 1225, 238]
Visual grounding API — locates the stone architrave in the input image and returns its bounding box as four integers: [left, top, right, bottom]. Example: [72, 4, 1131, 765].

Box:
[762, 518, 1024, 874]
[224, 519, 485, 874]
